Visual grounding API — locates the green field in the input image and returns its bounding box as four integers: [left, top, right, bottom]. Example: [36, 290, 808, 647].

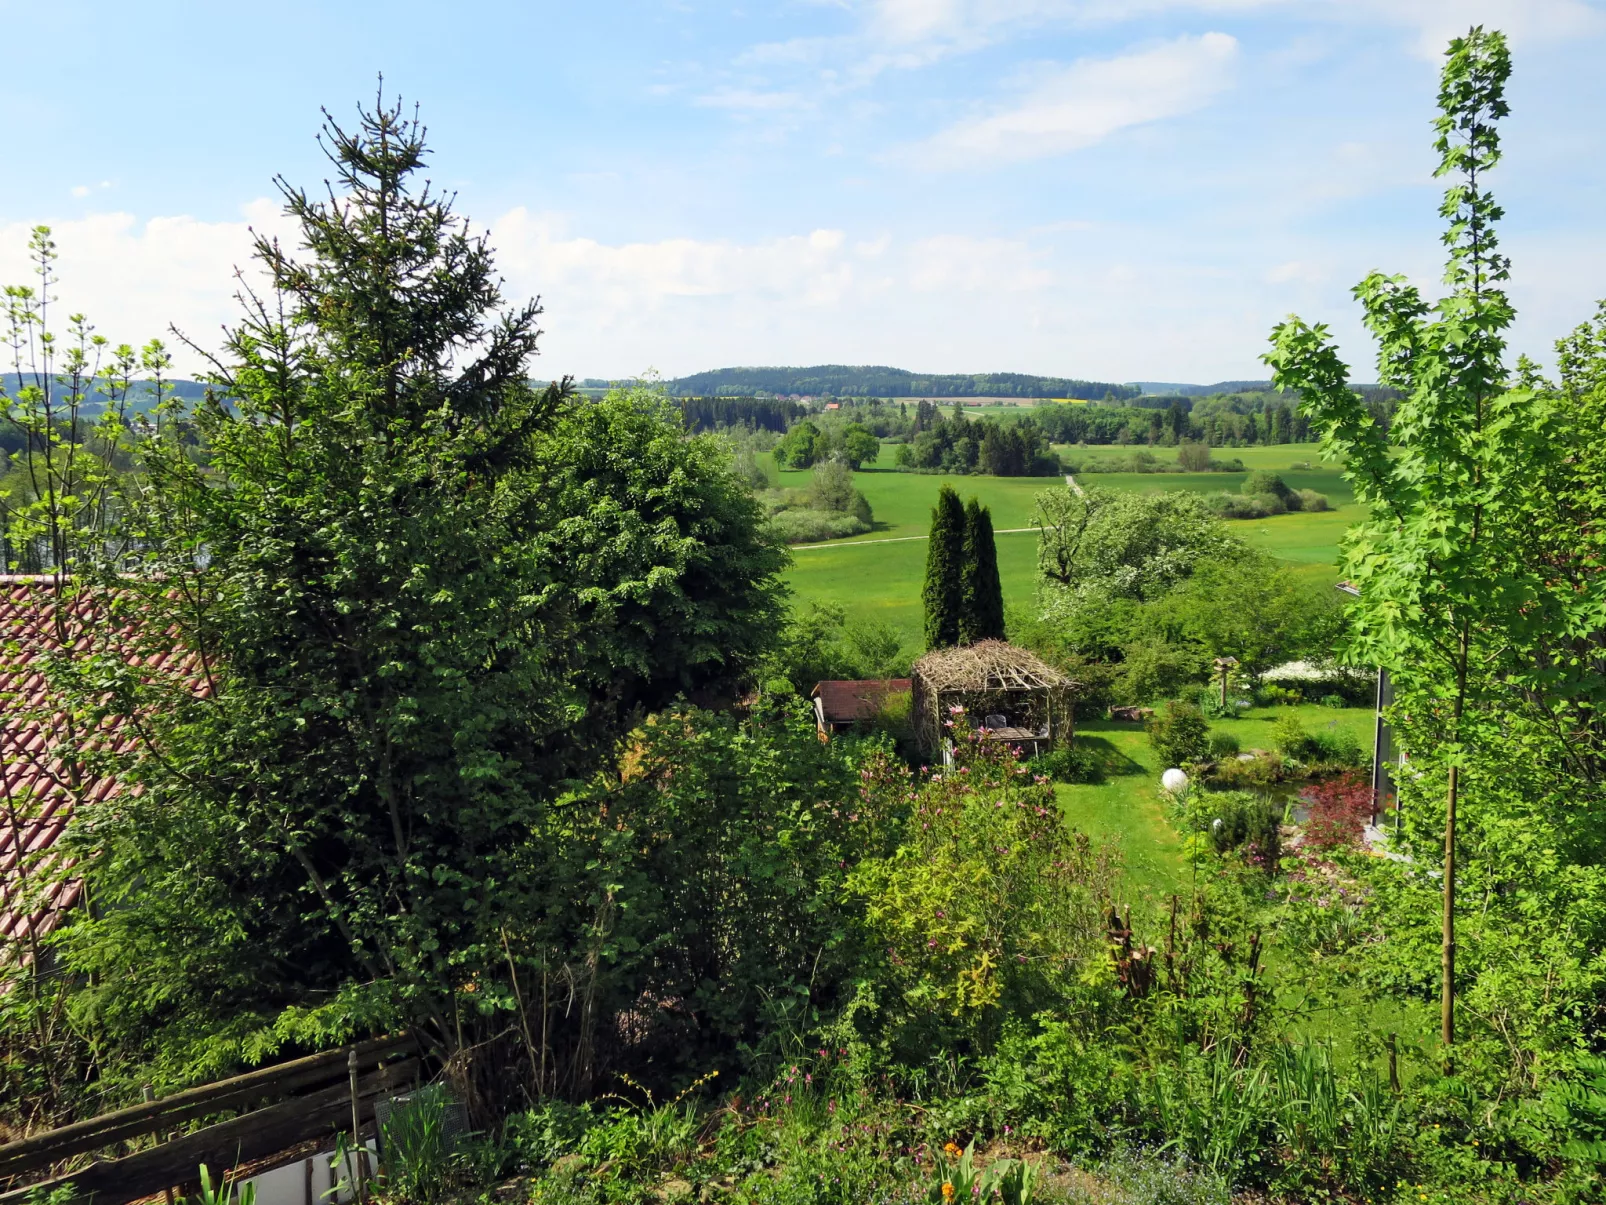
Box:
[783, 446, 1358, 645]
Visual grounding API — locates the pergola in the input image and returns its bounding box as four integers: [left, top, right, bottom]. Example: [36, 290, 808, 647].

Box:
[910, 639, 1075, 761]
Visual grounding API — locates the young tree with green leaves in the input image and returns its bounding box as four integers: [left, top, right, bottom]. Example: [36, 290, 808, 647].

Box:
[959, 498, 1005, 645]
[1264, 27, 1540, 1054]
[923, 484, 965, 649]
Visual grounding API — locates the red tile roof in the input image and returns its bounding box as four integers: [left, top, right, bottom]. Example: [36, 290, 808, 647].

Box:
[0, 577, 199, 960]
[811, 678, 911, 725]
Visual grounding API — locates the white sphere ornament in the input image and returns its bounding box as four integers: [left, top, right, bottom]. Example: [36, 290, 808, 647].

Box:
[1161, 768, 1190, 795]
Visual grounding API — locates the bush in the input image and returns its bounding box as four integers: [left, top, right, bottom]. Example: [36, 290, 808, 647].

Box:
[1301, 772, 1373, 850]
[1197, 790, 1282, 868]
[1310, 728, 1364, 768]
[1208, 492, 1277, 520]
[1178, 441, 1211, 471]
[1207, 730, 1240, 759]
[1296, 488, 1330, 512]
[1207, 750, 1287, 789]
[1243, 470, 1292, 501]
[1259, 684, 1303, 706]
[1320, 693, 1346, 708]
[1271, 715, 1314, 759]
[1147, 699, 1211, 767]
[1028, 741, 1100, 783]
[764, 509, 871, 544]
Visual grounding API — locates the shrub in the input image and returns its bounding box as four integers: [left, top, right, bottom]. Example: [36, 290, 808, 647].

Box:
[1301, 772, 1373, 850]
[1198, 790, 1282, 868]
[1310, 728, 1364, 768]
[1178, 441, 1212, 471]
[846, 715, 1115, 1050]
[1320, 693, 1346, 709]
[1271, 715, 1314, 760]
[764, 508, 871, 544]
[1207, 730, 1240, 759]
[1243, 470, 1292, 500]
[1250, 491, 1289, 515]
[1296, 488, 1330, 512]
[1028, 741, 1100, 783]
[1208, 492, 1278, 519]
[1147, 699, 1211, 767]
[1259, 684, 1303, 706]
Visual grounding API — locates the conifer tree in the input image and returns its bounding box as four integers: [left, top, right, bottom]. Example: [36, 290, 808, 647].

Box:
[923, 484, 965, 649]
[960, 498, 1005, 644]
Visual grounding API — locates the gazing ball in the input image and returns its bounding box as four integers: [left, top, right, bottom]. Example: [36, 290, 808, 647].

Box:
[1161, 768, 1189, 795]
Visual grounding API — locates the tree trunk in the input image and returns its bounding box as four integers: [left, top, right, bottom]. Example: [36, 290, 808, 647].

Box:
[1441, 762, 1458, 1053]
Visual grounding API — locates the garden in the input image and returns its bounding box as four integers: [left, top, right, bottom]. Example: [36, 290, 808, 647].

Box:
[4, 26, 1606, 1205]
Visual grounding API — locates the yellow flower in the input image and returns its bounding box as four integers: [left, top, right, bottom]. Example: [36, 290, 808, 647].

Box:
[943, 1142, 962, 1159]
[942, 1183, 955, 1201]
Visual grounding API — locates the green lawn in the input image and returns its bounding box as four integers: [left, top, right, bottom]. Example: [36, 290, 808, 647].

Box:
[782, 458, 1358, 644]
[1057, 721, 1188, 906]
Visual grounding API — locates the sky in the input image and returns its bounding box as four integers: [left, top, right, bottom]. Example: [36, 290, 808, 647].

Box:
[1, 0, 1604, 384]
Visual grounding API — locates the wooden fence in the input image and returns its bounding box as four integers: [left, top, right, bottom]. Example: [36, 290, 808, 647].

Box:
[0, 1035, 419, 1205]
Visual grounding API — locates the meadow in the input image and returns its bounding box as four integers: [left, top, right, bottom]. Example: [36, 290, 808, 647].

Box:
[782, 442, 1356, 646]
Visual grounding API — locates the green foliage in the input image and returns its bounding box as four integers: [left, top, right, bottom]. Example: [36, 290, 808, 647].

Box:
[765, 601, 908, 693]
[1027, 741, 1100, 784]
[924, 1140, 1040, 1205]
[1035, 487, 1244, 606]
[1146, 700, 1210, 768]
[839, 423, 881, 470]
[959, 498, 1005, 645]
[774, 419, 824, 468]
[47, 97, 788, 1094]
[380, 1083, 456, 1203]
[1191, 790, 1281, 866]
[1206, 730, 1239, 759]
[923, 484, 965, 649]
[845, 716, 1114, 1053]
[181, 1166, 256, 1205]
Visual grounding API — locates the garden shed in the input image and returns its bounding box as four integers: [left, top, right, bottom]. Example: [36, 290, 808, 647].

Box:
[910, 640, 1074, 761]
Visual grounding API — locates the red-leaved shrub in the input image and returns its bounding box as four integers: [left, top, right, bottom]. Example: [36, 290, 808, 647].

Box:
[1301, 772, 1373, 851]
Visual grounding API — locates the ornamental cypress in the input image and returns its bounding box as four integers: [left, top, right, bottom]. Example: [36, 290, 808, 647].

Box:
[961, 498, 1006, 644]
[923, 484, 965, 649]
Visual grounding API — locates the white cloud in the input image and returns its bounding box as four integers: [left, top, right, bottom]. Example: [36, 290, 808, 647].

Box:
[0, 202, 292, 373]
[903, 32, 1239, 168]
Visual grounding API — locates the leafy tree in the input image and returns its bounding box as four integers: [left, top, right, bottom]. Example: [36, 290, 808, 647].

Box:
[58, 96, 786, 1091]
[923, 484, 965, 649]
[839, 422, 880, 470]
[1034, 486, 1244, 607]
[773, 419, 822, 468]
[1265, 27, 1543, 1053]
[959, 498, 1005, 645]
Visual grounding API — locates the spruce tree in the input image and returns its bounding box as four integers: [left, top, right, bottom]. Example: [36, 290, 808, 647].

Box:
[923, 484, 965, 649]
[960, 498, 1006, 644]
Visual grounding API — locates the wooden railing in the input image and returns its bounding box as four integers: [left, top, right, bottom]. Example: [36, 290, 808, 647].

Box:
[0, 1035, 419, 1205]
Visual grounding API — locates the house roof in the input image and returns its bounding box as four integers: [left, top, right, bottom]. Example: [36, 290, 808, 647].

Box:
[0, 577, 197, 959]
[811, 678, 910, 724]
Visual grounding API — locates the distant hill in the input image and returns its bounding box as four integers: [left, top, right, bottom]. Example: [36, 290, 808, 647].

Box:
[1, 374, 210, 417]
[1129, 380, 1275, 397]
[661, 366, 1140, 402]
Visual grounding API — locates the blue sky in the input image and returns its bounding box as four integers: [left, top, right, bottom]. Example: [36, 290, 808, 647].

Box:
[2, 0, 1604, 383]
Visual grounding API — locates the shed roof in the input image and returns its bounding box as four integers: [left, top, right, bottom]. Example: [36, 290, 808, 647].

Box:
[811, 678, 911, 724]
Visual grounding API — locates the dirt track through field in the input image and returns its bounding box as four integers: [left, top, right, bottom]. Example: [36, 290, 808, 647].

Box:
[791, 527, 1038, 550]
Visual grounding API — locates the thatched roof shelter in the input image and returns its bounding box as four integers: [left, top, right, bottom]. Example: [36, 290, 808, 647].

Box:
[910, 639, 1074, 760]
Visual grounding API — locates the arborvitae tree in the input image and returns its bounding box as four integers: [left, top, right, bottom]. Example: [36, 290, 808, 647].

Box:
[923, 484, 965, 649]
[960, 498, 1005, 644]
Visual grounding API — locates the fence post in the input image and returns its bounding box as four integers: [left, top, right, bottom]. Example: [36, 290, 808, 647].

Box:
[347, 1048, 366, 1202]
[142, 1085, 175, 1205]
